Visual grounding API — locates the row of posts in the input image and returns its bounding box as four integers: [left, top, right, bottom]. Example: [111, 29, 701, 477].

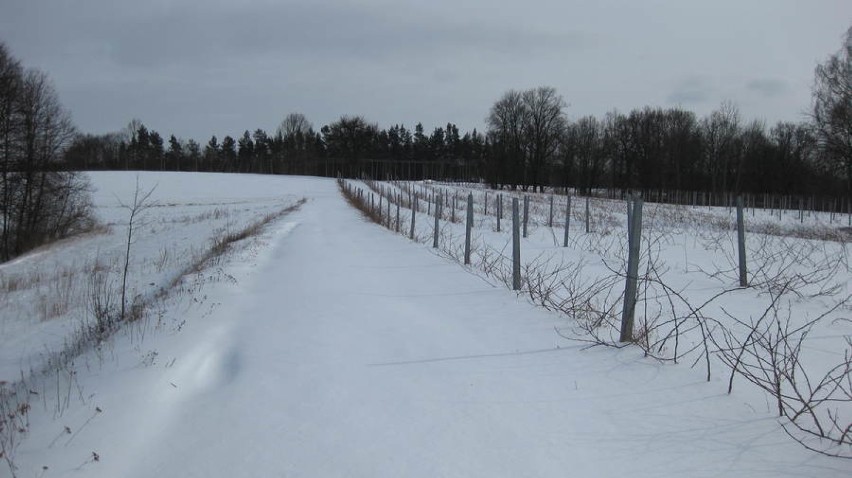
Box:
[403, 181, 850, 228]
[424, 193, 583, 273]
[353, 182, 750, 344]
[427, 191, 645, 341]
[401, 187, 595, 236]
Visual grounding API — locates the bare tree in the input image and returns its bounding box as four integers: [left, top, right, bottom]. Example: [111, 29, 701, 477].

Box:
[662, 108, 702, 191]
[120, 118, 143, 170]
[0, 43, 22, 259]
[277, 112, 313, 139]
[568, 116, 606, 195]
[486, 87, 567, 190]
[13, 69, 78, 253]
[118, 177, 156, 321]
[701, 101, 741, 197]
[522, 86, 566, 192]
[486, 89, 528, 188]
[0, 42, 90, 261]
[122, 118, 143, 144]
[811, 26, 852, 194]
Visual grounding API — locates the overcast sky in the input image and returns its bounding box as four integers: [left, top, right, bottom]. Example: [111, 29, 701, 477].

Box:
[1, 0, 850, 142]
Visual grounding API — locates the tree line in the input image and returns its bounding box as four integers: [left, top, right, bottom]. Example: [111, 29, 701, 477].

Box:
[64, 113, 489, 181]
[487, 94, 834, 197]
[64, 100, 847, 198]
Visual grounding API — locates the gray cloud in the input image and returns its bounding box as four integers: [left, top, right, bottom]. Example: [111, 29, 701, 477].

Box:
[1, 0, 849, 141]
[666, 77, 714, 106]
[86, 3, 586, 70]
[745, 78, 787, 98]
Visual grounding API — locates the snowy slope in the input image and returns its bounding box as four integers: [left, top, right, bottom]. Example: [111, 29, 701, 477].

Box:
[6, 174, 848, 477]
[0, 172, 306, 383]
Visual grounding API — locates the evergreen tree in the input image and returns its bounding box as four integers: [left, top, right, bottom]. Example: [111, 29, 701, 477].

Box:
[167, 134, 183, 171]
[413, 123, 428, 162]
[149, 131, 164, 170]
[186, 139, 201, 171]
[238, 130, 254, 173]
[204, 135, 219, 172]
[221, 135, 237, 172]
[133, 124, 149, 169]
[253, 129, 269, 173]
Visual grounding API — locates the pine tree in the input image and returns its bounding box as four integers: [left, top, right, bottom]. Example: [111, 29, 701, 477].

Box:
[167, 134, 183, 171]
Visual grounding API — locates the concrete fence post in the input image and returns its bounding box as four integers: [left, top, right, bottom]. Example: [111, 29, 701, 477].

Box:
[620, 196, 643, 342]
[549, 195, 554, 227]
[736, 196, 748, 287]
[410, 193, 417, 240]
[563, 195, 571, 247]
[395, 195, 400, 233]
[626, 196, 633, 238]
[464, 193, 474, 265]
[433, 193, 441, 248]
[512, 198, 521, 290]
[497, 194, 502, 232]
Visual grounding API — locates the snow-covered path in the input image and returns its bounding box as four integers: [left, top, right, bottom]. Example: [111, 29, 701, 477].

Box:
[19, 178, 848, 477]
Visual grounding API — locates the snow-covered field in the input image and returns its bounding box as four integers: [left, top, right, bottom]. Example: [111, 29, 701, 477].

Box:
[1, 172, 850, 477]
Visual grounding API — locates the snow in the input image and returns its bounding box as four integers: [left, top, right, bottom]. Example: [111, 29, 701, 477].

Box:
[3, 173, 850, 477]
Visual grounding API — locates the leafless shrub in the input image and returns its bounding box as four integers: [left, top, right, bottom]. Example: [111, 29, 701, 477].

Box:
[749, 236, 845, 300]
[552, 265, 624, 347]
[711, 286, 852, 458]
[473, 242, 514, 288]
[697, 230, 847, 300]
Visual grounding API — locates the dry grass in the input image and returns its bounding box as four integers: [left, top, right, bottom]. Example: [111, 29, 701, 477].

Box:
[166, 207, 232, 225]
[180, 199, 306, 278]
